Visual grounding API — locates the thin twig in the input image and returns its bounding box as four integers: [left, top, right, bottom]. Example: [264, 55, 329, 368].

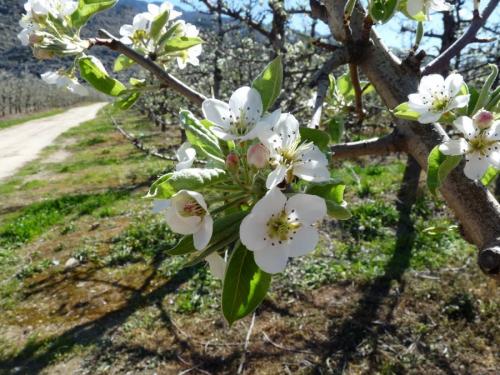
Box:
[262, 332, 314, 354]
[349, 63, 364, 121]
[89, 29, 207, 106]
[309, 76, 329, 129]
[422, 0, 499, 75]
[237, 312, 256, 374]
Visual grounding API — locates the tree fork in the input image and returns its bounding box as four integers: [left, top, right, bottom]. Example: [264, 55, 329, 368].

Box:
[324, 0, 500, 278]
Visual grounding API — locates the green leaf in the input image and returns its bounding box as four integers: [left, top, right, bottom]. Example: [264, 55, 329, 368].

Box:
[307, 183, 351, 220]
[78, 56, 126, 97]
[486, 87, 500, 111]
[326, 201, 352, 220]
[369, 0, 399, 23]
[158, 22, 185, 48]
[164, 36, 203, 53]
[114, 91, 140, 110]
[473, 64, 498, 114]
[467, 86, 479, 115]
[155, 168, 227, 199]
[393, 102, 420, 121]
[481, 166, 498, 186]
[71, 0, 117, 28]
[113, 54, 135, 72]
[180, 110, 223, 163]
[337, 73, 354, 99]
[150, 10, 169, 40]
[327, 116, 345, 144]
[222, 243, 271, 325]
[299, 127, 330, 152]
[168, 211, 247, 256]
[148, 172, 173, 197]
[427, 146, 462, 195]
[252, 56, 283, 112]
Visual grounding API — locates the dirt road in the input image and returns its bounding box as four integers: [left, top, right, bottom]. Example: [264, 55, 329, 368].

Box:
[0, 103, 107, 181]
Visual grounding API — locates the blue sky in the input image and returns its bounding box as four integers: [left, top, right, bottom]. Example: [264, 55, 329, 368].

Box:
[139, 0, 496, 54]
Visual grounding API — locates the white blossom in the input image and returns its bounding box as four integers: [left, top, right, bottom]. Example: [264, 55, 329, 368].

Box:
[407, 0, 451, 19]
[145, 1, 182, 22]
[24, 0, 78, 19]
[154, 190, 213, 250]
[18, 16, 39, 46]
[176, 22, 202, 69]
[41, 71, 88, 96]
[259, 113, 330, 189]
[202, 86, 280, 141]
[175, 142, 196, 171]
[119, 12, 150, 45]
[439, 115, 500, 180]
[205, 253, 226, 279]
[240, 188, 326, 274]
[408, 73, 469, 124]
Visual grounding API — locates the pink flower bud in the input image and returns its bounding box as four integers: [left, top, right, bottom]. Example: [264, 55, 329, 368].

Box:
[473, 109, 494, 130]
[247, 143, 269, 169]
[225, 152, 240, 171]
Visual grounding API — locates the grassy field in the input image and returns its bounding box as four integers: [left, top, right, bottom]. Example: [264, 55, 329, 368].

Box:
[0, 106, 498, 374]
[0, 108, 68, 130]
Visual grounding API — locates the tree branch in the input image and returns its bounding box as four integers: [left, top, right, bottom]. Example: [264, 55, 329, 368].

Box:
[422, 0, 499, 75]
[90, 29, 207, 106]
[309, 76, 329, 129]
[331, 133, 401, 160]
[309, 47, 350, 86]
[310, 0, 329, 23]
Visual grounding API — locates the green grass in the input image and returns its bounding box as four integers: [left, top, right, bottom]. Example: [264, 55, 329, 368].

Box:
[0, 108, 66, 130]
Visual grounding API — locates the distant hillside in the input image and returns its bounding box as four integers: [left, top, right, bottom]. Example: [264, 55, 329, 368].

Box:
[0, 0, 213, 76]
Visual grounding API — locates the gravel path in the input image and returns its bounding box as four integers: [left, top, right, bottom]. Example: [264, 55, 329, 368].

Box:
[0, 103, 107, 180]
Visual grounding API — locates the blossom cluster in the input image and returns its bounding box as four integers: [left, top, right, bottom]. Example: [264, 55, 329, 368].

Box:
[119, 2, 202, 69]
[153, 84, 334, 276]
[403, 71, 499, 181]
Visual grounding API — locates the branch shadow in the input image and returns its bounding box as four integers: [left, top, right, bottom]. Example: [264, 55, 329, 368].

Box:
[0, 251, 201, 375]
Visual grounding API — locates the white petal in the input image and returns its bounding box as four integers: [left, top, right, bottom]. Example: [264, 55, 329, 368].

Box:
[287, 227, 319, 257]
[147, 3, 160, 15]
[439, 139, 468, 155]
[228, 87, 263, 125]
[252, 188, 287, 219]
[463, 153, 490, 180]
[165, 208, 200, 234]
[253, 247, 288, 274]
[408, 93, 428, 108]
[419, 74, 445, 94]
[202, 99, 231, 129]
[240, 214, 269, 251]
[277, 113, 300, 149]
[41, 71, 59, 85]
[205, 253, 226, 279]
[294, 163, 330, 182]
[453, 116, 477, 139]
[266, 165, 287, 189]
[211, 126, 237, 140]
[444, 73, 464, 97]
[119, 24, 134, 37]
[485, 122, 500, 141]
[153, 199, 171, 213]
[407, 0, 425, 16]
[449, 94, 470, 110]
[488, 151, 500, 169]
[193, 215, 213, 250]
[182, 190, 208, 211]
[242, 109, 281, 141]
[418, 111, 442, 124]
[175, 142, 196, 171]
[301, 145, 329, 166]
[285, 194, 327, 225]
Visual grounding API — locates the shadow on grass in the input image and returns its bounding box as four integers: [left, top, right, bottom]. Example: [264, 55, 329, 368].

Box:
[316, 156, 454, 373]
[0, 250, 201, 375]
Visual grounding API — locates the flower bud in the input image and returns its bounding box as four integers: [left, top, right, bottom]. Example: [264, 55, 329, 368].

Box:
[29, 33, 43, 45]
[33, 48, 55, 60]
[473, 109, 494, 130]
[247, 143, 269, 169]
[225, 152, 240, 172]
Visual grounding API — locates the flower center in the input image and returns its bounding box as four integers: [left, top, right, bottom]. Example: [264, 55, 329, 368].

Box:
[266, 210, 301, 242]
[468, 135, 496, 155]
[431, 96, 450, 112]
[181, 198, 205, 217]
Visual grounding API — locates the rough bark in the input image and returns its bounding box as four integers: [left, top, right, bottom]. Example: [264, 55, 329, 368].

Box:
[324, 0, 500, 278]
